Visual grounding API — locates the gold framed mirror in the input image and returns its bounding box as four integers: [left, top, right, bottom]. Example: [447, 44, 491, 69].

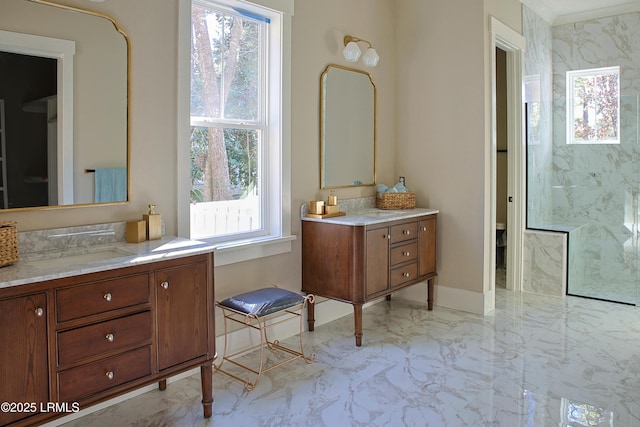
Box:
[320, 64, 376, 189]
[0, 0, 130, 211]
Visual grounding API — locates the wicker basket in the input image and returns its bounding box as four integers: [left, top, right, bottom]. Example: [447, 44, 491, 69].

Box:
[0, 221, 18, 267]
[376, 192, 416, 210]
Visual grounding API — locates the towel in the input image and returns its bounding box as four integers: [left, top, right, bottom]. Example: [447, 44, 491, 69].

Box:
[95, 168, 127, 202]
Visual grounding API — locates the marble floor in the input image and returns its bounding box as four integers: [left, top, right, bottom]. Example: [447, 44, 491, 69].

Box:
[58, 288, 640, 427]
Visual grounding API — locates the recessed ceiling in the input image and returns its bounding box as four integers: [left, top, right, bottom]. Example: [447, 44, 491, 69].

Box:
[522, 0, 640, 24]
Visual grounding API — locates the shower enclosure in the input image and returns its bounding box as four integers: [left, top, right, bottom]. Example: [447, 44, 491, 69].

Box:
[524, 7, 640, 305]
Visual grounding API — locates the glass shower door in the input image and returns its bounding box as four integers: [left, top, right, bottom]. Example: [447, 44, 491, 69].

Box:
[565, 94, 639, 305]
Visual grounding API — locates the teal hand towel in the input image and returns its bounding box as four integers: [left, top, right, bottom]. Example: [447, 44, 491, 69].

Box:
[95, 168, 127, 202]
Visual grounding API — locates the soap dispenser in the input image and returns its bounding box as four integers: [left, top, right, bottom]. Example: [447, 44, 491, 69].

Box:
[143, 204, 162, 240]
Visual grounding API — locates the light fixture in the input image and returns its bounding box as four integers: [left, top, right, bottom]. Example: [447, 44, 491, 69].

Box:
[342, 35, 379, 67]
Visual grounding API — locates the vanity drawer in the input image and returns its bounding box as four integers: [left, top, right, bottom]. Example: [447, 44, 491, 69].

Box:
[390, 263, 418, 287]
[58, 311, 152, 366]
[58, 346, 151, 403]
[56, 273, 150, 322]
[390, 222, 418, 244]
[391, 242, 418, 266]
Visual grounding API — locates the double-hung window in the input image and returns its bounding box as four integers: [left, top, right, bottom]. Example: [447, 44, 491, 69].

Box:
[566, 66, 620, 145]
[180, 0, 293, 263]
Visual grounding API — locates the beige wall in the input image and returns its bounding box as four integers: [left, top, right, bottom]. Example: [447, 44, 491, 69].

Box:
[2, 0, 523, 313]
[395, 0, 522, 307]
[396, 0, 487, 299]
[292, 0, 397, 205]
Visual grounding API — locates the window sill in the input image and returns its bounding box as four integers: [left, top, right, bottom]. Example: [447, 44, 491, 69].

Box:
[211, 235, 297, 266]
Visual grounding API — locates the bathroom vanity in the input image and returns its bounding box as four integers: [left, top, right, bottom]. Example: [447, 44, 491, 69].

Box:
[302, 208, 438, 346]
[0, 230, 215, 427]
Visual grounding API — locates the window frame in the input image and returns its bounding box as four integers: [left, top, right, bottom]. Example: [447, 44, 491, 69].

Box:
[177, 0, 294, 266]
[566, 66, 620, 145]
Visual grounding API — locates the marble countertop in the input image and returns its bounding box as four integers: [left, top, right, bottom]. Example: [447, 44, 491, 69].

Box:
[301, 208, 439, 226]
[0, 236, 216, 289]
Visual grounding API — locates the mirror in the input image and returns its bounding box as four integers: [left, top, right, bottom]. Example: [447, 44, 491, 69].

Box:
[320, 64, 376, 188]
[0, 0, 129, 211]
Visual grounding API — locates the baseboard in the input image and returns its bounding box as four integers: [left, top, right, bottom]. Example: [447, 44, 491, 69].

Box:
[431, 284, 494, 315]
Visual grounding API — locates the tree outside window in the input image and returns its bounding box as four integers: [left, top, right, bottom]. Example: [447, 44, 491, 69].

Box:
[190, 2, 266, 239]
[567, 66, 620, 145]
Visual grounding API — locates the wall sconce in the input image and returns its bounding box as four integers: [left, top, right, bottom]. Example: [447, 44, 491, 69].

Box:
[343, 35, 379, 67]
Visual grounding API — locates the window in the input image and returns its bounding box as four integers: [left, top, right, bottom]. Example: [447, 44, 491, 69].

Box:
[178, 0, 293, 264]
[566, 66, 619, 144]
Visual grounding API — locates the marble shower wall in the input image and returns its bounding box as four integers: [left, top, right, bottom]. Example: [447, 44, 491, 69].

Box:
[524, 9, 640, 302]
[522, 229, 567, 296]
[551, 13, 640, 303]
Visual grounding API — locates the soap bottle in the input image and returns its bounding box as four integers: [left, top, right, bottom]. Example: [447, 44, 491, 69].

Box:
[328, 190, 338, 206]
[325, 191, 339, 214]
[143, 204, 162, 240]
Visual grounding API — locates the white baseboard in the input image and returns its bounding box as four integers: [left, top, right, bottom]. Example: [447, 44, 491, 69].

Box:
[430, 284, 494, 315]
[394, 279, 494, 315]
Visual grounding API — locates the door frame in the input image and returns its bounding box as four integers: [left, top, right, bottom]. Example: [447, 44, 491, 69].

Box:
[489, 18, 526, 293]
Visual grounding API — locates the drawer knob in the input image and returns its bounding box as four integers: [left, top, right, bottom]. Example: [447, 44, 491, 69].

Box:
[161, 281, 169, 289]
[105, 333, 115, 342]
[106, 371, 114, 380]
[403, 272, 410, 278]
[403, 230, 411, 235]
[35, 307, 44, 317]
[421, 226, 427, 231]
[404, 251, 410, 256]
[104, 293, 112, 302]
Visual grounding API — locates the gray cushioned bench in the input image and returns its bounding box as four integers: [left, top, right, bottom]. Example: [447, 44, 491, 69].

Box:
[214, 287, 315, 391]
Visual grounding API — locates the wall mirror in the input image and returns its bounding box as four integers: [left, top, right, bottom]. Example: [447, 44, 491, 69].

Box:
[0, 0, 129, 211]
[320, 64, 376, 189]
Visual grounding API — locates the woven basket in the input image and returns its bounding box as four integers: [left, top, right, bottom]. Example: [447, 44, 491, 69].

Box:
[376, 192, 416, 210]
[0, 221, 18, 267]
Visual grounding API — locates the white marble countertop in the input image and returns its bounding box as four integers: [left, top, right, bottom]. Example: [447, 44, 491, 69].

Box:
[0, 236, 215, 289]
[301, 208, 439, 226]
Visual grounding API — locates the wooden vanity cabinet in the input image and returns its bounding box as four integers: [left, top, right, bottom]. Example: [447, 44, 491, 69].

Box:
[156, 260, 209, 371]
[302, 214, 437, 346]
[0, 293, 49, 426]
[0, 252, 214, 427]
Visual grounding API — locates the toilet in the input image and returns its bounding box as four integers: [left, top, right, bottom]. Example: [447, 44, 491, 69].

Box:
[496, 222, 506, 268]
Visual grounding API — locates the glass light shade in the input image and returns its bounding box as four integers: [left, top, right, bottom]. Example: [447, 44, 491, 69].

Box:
[362, 48, 379, 67]
[343, 41, 361, 62]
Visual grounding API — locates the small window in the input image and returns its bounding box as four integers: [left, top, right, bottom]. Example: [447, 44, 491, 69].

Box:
[566, 66, 620, 144]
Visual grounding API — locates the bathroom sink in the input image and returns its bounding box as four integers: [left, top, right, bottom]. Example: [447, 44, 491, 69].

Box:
[24, 248, 134, 269]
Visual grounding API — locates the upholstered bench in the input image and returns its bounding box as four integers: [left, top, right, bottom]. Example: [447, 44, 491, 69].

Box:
[214, 287, 315, 391]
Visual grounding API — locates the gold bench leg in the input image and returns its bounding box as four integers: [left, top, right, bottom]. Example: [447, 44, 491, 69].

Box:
[214, 294, 315, 391]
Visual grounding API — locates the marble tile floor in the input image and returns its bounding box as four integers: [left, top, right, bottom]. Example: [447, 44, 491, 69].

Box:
[59, 288, 640, 427]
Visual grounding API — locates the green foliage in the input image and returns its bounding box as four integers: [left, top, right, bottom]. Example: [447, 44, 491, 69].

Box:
[572, 72, 619, 141]
[190, 8, 263, 201]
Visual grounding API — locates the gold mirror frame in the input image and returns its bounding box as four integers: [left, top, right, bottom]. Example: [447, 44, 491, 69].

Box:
[320, 64, 376, 189]
[0, 0, 131, 212]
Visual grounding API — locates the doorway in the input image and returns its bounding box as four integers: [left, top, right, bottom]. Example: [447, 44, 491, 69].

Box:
[490, 18, 526, 294]
[495, 47, 508, 289]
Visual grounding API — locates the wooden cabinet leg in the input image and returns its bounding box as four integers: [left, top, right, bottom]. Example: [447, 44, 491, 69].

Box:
[354, 304, 363, 346]
[427, 278, 434, 311]
[307, 299, 315, 332]
[200, 363, 213, 418]
[158, 379, 167, 391]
